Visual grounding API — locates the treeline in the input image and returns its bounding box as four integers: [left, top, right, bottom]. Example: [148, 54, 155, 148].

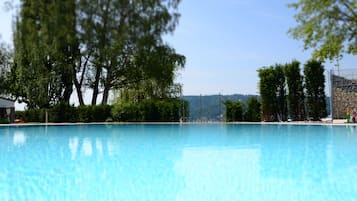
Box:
[258, 60, 326, 121]
[16, 99, 188, 123]
[0, 0, 185, 112]
[224, 97, 261, 122]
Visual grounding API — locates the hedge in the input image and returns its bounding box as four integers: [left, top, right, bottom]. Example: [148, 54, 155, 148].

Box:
[15, 99, 188, 123]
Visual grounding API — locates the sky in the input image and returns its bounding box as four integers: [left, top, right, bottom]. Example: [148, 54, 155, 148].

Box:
[0, 0, 356, 99]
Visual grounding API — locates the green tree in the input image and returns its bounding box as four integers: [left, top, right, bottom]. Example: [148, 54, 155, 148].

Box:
[258, 67, 276, 121]
[274, 65, 288, 121]
[304, 60, 327, 120]
[284, 60, 305, 120]
[289, 0, 357, 60]
[224, 100, 244, 122]
[11, 0, 184, 109]
[258, 65, 287, 121]
[77, 0, 184, 105]
[244, 97, 261, 122]
[0, 40, 12, 97]
[13, 0, 77, 108]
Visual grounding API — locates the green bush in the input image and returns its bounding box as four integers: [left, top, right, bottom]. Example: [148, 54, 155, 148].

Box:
[25, 109, 45, 122]
[14, 98, 188, 123]
[112, 99, 186, 122]
[140, 100, 159, 121]
[49, 102, 77, 123]
[15, 111, 26, 120]
[77, 105, 92, 122]
[0, 118, 9, 124]
[92, 105, 112, 122]
[112, 103, 140, 122]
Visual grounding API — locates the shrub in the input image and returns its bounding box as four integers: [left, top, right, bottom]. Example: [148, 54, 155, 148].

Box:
[92, 105, 112, 122]
[49, 102, 77, 123]
[14, 99, 188, 123]
[112, 99, 186, 122]
[77, 105, 92, 122]
[15, 111, 26, 120]
[26, 109, 44, 122]
[140, 100, 159, 121]
[112, 103, 140, 122]
[0, 118, 9, 124]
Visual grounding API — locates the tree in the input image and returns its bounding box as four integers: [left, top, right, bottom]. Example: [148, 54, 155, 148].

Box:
[274, 65, 288, 121]
[244, 97, 261, 122]
[258, 65, 287, 121]
[77, 0, 183, 105]
[284, 60, 305, 120]
[304, 60, 327, 120]
[289, 0, 357, 60]
[258, 67, 277, 121]
[11, 0, 184, 108]
[224, 100, 244, 122]
[0, 40, 12, 97]
[13, 0, 77, 108]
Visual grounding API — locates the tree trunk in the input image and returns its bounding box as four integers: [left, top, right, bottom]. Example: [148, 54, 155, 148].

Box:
[91, 66, 101, 105]
[101, 67, 112, 105]
[102, 86, 110, 105]
[74, 79, 84, 106]
[72, 58, 85, 106]
[63, 85, 73, 104]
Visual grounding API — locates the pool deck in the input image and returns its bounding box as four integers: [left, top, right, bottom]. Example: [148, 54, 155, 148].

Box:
[0, 119, 356, 127]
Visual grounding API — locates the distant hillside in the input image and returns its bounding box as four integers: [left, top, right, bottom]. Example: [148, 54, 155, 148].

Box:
[183, 94, 258, 122]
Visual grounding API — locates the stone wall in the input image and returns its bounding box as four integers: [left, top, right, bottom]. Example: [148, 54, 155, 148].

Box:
[333, 88, 357, 118]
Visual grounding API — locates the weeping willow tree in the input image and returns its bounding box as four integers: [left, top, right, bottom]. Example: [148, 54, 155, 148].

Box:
[114, 44, 185, 103]
[77, 0, 184, 105]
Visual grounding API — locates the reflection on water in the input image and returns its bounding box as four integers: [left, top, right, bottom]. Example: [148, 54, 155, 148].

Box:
[175, 147, 260, 201]
[96, 139, 103, 157]
[69, 137, 78, 160]
[68, 136, 116, 159]
[82, 138, 93, 156]
[13, 131, 26, 146]
[107, 140, 114, 156]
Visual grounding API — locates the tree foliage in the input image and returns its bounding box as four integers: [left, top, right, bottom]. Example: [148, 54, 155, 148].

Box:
[289, 0, 357, 60]
[11, 0, 184, 108]
[77, 0, 184, 105]
[14, 0, 77, 108]
[304, 60, 327, 120]
[274, 65, 288, 121]
[258, 65, 287, 121]
[0, 40, 12, 97]
[224, 100, 244, 122]
[244, 97, 261, 122]
[284, 60, 305, 120]
[258, 60, 328, 121]
[258, 67, 276, 121]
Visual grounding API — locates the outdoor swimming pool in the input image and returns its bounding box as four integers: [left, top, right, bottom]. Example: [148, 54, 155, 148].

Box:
[1, 124, 357, 201]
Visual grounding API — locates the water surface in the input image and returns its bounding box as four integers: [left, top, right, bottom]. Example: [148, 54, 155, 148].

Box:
[1, 124, 357, 201]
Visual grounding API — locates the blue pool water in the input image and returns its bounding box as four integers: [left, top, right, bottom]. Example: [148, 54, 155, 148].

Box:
[1, 124, 357, 201]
